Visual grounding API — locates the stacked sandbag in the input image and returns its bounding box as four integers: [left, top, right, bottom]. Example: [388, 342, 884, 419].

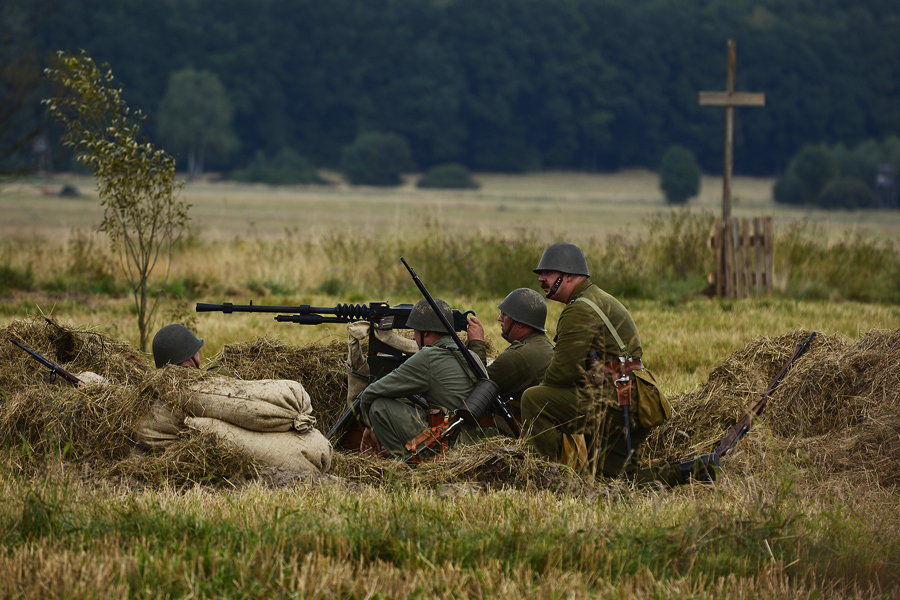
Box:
[136, 374, 332, 473]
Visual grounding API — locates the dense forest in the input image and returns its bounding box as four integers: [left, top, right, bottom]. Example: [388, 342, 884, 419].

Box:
[3, 0, 900, 176]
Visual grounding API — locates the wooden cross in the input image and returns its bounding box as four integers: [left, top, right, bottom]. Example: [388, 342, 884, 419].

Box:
[698, 39, 765, 220]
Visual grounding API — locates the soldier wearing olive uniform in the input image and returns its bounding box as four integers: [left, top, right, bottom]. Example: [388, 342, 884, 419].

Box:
[359, 298, 490, 459]
[466, 288, 554, 414]
[522, 243, 718, 485]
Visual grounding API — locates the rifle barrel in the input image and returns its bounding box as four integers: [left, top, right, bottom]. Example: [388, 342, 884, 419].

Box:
[9, 338, 83, 386]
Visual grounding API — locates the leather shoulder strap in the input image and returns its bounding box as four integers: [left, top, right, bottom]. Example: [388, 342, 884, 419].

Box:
[575, 297, 627, 355]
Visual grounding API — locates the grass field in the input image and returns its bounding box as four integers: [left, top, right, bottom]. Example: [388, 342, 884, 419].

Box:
[1, 172, 899, 598]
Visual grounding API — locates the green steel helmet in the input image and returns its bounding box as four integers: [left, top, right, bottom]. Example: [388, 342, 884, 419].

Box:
[533, 242, 590, 276]
[406, 298, 452, 334]
[152, 324, 204, 368]
[498, 288, 547, 332]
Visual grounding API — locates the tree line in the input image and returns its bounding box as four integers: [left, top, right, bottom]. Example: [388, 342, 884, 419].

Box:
[4, 0, 900, 177]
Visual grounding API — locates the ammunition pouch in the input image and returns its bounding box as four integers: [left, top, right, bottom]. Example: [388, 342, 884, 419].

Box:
[632, 368, 671, 428]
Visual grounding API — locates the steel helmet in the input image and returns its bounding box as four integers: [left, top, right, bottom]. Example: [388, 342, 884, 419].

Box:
[405, 298, 452, 334]
[497, 288, 547, 332]
[533, 242, 590, 276]
[152, 324, 204, 368]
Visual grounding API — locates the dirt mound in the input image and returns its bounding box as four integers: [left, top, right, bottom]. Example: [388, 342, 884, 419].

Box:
[644, 328, 900, 488]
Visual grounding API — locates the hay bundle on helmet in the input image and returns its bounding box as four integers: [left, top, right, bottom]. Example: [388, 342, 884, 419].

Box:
[644, 328, 900, 488]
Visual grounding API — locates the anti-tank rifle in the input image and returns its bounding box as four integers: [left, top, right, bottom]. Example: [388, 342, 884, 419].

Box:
[196, 300, 474, 448]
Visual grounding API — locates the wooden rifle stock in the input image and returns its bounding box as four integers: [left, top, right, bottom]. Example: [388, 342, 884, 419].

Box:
[714, 331, 816, 457]
[9, 338, 83, 386]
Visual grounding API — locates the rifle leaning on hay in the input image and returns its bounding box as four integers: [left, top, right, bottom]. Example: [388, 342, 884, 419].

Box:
[713, 331, 816, 458]
[197, 299, 473, 449]
[400, 257, 521, 464]
[9, 338, 84, 386]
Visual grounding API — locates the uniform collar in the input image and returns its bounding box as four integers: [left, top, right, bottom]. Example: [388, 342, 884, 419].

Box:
[568, 277, 594, 303]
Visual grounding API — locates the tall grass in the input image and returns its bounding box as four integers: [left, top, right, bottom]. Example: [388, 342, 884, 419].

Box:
[4, 210, 896, 307]
[1, 467, 897, 599]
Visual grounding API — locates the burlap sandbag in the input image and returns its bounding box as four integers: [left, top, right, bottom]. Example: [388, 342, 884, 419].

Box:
[346, 321, 419, 405]
[184, 416, 333, 472]
[186, 377, 315, 433]
[135, 400, 185, 449]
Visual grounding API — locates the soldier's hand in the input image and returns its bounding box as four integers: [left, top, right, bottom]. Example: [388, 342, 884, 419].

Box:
[467, 316, 485, 342]
[360, 427, 390, 457]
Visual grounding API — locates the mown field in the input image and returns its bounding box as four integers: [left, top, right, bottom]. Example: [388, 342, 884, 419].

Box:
[1, 172, 899, 599]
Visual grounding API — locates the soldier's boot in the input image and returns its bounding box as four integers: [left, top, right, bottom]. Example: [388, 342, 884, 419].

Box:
[678, 452, 721, 484]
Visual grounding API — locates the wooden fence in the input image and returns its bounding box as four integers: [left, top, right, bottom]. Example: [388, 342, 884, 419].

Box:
[708, 216, 773, 298]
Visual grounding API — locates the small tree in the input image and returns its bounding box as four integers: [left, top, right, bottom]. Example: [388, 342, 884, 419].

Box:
[659, 145, 701, 204]
[156, 68, 238, 180]
[44, 50, 190, 351]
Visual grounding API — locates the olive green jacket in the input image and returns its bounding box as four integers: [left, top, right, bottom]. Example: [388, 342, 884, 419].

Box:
[360, 336, 485, 423]
[467, 331, 554, 405]
[542, 278, 642, 390]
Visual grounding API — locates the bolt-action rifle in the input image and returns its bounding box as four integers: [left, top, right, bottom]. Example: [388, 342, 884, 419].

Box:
[713, 331, 817, 457]
[197, 300, 473, 449]
[400, 258, 521, 463]
[9, 338, 83, 386]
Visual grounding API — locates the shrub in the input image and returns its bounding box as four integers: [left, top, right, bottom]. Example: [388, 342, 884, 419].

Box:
[786, 144, 838, 201]
[226, 148, 324, 185]
[416, 163, 480, 189]
[816, 176, 875, 209]
[340, 132, 416, 186]
[773, 174, 808, 205]
[659, 146, 701, 204]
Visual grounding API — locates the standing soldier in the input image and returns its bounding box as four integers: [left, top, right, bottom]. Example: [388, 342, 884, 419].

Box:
[466, 288, 554, 419]
[522, 242, 718, 485]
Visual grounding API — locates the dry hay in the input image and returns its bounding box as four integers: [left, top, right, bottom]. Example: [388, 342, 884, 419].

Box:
[211, 336, 349, 433]
[330, 436, 594, 495]
[0, 319, 259, 486]
[644, 328, 900, 489]
[1, 318, 153, 462]
[2, 316, 151, 389]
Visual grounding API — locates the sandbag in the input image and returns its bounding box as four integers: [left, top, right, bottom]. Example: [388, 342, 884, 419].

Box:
[346, 321, 419, 404]
[184, 416, 333, 472]
[186, 377, 316, 433]
[135, 400, 185, 449]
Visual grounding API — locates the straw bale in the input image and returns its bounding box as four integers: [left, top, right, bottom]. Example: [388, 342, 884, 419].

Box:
[644, 328, 900, 488]
[1, 317, 151, 389]
[211, 337, 348, 433]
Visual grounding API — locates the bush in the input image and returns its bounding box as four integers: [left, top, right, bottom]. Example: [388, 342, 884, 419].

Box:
[340, 132, 416, 186]
[416, 163, 480, 189]
[773, 174, 808, 205]
[816, 176, 875, 209]
[659, 146, 701, 204]
[786, 144, 838, 201]
[225, 148, 324, 185]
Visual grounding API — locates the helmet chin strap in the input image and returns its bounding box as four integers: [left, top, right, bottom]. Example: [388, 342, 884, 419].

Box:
[546, 275, 563, 299]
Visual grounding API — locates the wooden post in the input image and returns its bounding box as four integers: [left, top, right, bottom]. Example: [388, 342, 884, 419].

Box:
[698, 39, 765, 221]
[699, 39, 766, 298]
[764, 216, 774, 295]
[753, 217, 763, 296]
